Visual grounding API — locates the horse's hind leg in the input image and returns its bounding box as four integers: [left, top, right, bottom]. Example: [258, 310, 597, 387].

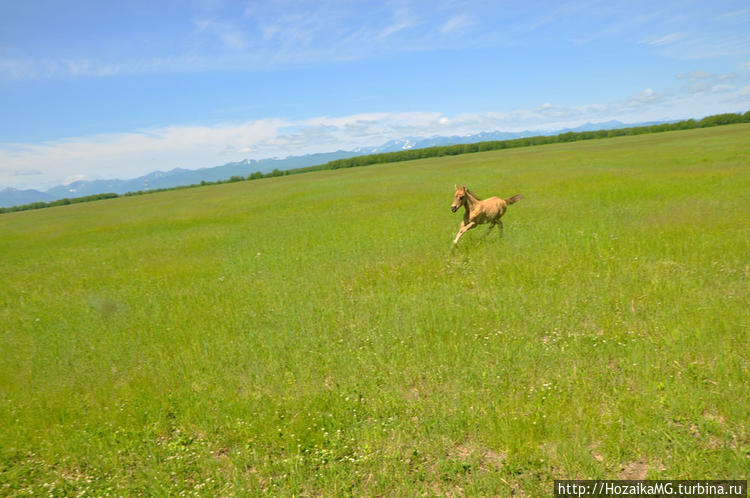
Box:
[483, 223, 495, 238]
[497, 220, 504, 237]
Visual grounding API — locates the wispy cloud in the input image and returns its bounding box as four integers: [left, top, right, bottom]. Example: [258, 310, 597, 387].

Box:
[714, 7, 750, 21]
[676, 70, 739, 94]
[642, 32, 687, 46]
[676, 70, 714, 80]
[653, 36, 750, 60]
[194, 19, 249, 50]
[378, 0, 415, 39]
[3, 1, 749, 80]
[12, 169, 44, 176]
[440, 14, 474, 35]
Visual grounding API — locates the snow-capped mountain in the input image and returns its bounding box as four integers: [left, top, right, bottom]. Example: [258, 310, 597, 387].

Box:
[0, 187, 57, 206]
[1, 120, 666, 208]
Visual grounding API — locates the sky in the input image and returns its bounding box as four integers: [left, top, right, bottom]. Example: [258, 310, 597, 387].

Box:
[1, 0, 750, 191]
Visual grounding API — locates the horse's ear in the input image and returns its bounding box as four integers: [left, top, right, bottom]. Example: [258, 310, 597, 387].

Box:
[461, 185, 466, 191]
[454, 184, 458, 190]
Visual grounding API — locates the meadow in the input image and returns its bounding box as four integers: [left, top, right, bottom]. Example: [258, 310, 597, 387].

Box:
[1, 124, 748, 495]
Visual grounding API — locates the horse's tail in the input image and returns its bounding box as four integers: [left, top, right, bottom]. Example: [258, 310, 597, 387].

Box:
[504, 194, 524, 205]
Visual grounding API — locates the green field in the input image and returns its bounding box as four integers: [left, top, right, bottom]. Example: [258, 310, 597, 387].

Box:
[1, 124, 749, 495]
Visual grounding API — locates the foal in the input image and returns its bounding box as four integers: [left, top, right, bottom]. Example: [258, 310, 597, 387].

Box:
[450, 185, 523, 245]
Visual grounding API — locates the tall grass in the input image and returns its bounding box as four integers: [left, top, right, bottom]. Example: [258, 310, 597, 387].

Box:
[1, 124, 749, 495]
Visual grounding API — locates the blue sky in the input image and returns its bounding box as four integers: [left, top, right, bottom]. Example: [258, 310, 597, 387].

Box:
[2, 0, 749, 190]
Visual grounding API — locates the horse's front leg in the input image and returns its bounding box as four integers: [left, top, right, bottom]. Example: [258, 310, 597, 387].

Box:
[452, 219, 467, 241]
[453, 221, 477, 245]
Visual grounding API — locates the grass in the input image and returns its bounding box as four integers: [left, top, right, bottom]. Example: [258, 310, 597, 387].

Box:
[1, 124, 749, 495]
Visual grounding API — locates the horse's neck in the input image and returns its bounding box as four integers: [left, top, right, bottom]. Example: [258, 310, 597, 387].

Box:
[464, 191, 480, 210]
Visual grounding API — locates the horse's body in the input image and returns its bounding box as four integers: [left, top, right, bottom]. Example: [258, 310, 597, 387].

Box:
[451, 185, 523, 245]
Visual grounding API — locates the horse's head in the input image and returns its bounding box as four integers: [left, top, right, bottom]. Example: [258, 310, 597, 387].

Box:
[451, 184, 467, 213]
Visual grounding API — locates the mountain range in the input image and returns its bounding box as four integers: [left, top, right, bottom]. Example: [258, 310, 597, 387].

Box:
[0, 120, 661, 208]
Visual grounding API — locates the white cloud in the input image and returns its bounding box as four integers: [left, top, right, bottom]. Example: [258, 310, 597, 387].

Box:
[3, 80, 750, 191]
[0, 119, 286, 189]
[723, 85, 750, 100]
[625, 88, 665, 107]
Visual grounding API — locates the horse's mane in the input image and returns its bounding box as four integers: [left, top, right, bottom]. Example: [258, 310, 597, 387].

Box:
[466, 189, 481, 201]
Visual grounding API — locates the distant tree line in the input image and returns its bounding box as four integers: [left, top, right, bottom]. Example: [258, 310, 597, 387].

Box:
[299, 111, 750, 173]
[2, 111, 749, 214]
[0, 192, 120, 213]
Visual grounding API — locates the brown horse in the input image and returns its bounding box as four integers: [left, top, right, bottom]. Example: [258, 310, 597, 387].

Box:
[451, 185, 523, 245]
